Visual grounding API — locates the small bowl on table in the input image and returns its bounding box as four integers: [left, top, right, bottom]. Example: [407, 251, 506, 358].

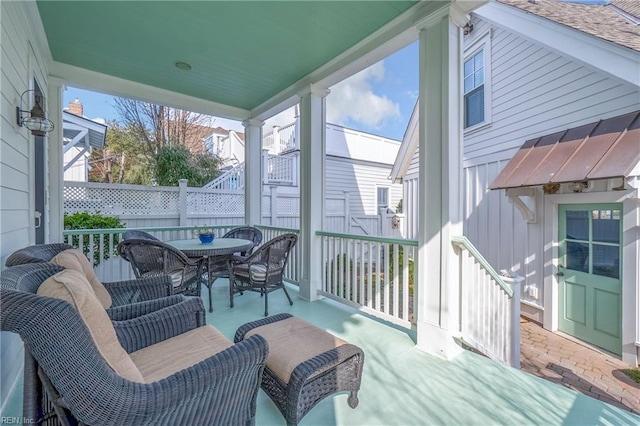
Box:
[199, 234, 215, 244]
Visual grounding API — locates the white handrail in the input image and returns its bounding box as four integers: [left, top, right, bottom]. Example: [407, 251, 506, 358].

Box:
[451, 235, 522, 368]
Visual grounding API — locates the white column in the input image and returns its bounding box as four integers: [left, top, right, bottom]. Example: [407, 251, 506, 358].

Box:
[415, 9, 466, 360]
[47, 78, 65, 243]
[298, 84, 329, 301]
[621, 196, 639, 366]
[242, 119, 264, 226]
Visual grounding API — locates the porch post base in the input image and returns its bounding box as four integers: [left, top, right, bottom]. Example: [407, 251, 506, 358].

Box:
[416, 321, 464, 361]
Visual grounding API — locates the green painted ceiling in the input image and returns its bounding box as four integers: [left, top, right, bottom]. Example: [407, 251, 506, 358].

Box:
[37, 1, 418, 111]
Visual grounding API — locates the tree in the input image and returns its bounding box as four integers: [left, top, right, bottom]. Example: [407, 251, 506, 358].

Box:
[88, 121, 152, 184]
[113, 98, 214, 157]
[153, 145, 221, 187]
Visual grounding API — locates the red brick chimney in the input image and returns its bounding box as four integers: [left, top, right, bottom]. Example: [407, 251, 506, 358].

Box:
[68, 98, 83, 117]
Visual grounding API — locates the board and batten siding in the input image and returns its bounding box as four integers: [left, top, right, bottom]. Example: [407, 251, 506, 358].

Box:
[401, 16, 640, 315]
[0, 0, 52, 412]
[463, 16, 640, 314]
[325, 156, 401, 217]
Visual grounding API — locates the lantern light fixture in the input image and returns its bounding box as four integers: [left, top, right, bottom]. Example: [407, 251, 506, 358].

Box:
[16, 90, 54, 136]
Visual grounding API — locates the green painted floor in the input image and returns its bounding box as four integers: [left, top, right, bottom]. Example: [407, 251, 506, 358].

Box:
[3, 281, 639, 425]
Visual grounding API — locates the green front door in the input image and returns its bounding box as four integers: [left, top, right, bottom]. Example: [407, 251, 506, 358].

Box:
[558, 204, 622, 355]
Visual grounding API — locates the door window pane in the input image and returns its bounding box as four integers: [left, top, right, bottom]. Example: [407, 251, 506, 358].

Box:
[593, 209, 620, 244]
[566, 210, 589, 240]
[566, 241, 589, 273]
[592, 244, 620, 279]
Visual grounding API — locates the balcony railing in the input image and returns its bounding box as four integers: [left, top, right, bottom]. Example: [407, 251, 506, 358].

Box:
[318, 231, 417, 328]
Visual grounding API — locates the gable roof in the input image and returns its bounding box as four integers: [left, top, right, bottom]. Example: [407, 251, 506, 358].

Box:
[499, 0, 640, 51]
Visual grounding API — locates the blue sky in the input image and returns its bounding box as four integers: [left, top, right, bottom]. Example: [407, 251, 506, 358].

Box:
[63, 41, 419, 141]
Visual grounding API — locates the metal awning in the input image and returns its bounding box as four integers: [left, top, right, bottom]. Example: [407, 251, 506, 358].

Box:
[489, 110, 640, 190]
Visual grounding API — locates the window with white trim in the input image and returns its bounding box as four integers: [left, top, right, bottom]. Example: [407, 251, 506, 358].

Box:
[463, 32, 491, 131]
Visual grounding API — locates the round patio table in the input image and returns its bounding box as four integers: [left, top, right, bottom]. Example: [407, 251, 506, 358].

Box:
[166, 238, 253, 258]
[165, 238, 254, 312]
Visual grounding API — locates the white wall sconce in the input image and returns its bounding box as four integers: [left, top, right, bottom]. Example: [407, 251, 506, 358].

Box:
[16, 90, 54, 136]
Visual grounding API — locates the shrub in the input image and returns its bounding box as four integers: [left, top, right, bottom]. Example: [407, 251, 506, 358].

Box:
[64, 212, 125, 266]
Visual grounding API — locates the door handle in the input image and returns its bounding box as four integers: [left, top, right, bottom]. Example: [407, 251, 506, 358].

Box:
[34, 211, 42, 229]
[556, 272, 564, 277]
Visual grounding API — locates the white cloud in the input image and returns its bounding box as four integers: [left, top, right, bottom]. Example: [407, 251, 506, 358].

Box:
[326, 62, 400, 129]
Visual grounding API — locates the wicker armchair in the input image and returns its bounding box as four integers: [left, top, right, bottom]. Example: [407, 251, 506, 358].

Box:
[123, 230, 160, 241]
[5, 243, 173, 305]
[1, 263, 268, 426]
[201, 226, 263, 313]
[5, 243, 73, 266]
[229, 233, 298, 316]
[118, 239, 203, 296]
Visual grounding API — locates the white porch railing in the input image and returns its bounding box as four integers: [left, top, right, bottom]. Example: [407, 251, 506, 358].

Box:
[263, 122, 297, 153]
[265, 154, 295, 184]
[318, 231, 417, 328]
[62, 224, 301, 285]
[451, 236, 522, 368]
[203, 163, 245, 190]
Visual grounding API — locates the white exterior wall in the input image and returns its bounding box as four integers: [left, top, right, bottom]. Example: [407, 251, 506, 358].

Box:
[0, 0, 52, 411]
[326, 156, 402, 217]
[462, 17, 640, 315]
[63, 147, 88, 181]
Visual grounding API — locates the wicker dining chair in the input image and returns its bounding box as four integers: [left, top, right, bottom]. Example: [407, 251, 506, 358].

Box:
[228, 233, 298, 316]
[123, 230, 160, 241]
[118, 239, 203, 296]
[201, 226, 263, 313]
[1, 263, 268, 426]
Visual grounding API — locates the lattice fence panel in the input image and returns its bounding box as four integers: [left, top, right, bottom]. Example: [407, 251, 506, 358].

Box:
[64, 184, 179, 216]
[277, 195, 299, 216]
[187, 191, 244, 215]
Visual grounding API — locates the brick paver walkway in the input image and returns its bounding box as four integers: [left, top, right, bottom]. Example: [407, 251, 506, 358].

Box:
[520, 318, 640, 414]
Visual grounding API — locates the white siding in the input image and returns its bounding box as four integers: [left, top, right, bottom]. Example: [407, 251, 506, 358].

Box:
[63, 147, 88, 181]
[462, 17, 640, 311]
[0, 0, 51, 411]
[401, 17, 640, 312]
[325, 156, 402, 217]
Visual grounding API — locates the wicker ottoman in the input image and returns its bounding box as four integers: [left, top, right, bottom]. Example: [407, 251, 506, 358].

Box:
[234, 313, 364, 426]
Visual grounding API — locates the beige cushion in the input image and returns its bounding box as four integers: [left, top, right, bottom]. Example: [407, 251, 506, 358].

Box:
[37, 270, 144, 383]
[245, 317, 346, 384]
[233, 263, 268, 282]
[51, 249, 112, 309]
[130, 325, 233, 383]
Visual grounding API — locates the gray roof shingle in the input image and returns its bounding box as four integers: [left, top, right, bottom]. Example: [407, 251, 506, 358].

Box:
[498, 0, 640, 51]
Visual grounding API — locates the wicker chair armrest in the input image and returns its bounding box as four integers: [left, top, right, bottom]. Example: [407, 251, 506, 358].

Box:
[287, 344, 364, 390]
[234, 313, 293, 342]
[106, 295, 187, 321]
[113, 297, 206, 353]
[103, 275, 173, 305]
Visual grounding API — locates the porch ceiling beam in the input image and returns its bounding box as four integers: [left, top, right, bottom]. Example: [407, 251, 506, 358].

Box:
[251, 1, 468, 121]
[50, 62, 251, 121]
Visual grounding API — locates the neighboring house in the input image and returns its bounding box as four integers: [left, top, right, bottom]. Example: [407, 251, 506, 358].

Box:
[206, 119, 403, 236]
[62, 100, 107, 182]
[203, 127, 246, 168]
[391, 0, 640, 364]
